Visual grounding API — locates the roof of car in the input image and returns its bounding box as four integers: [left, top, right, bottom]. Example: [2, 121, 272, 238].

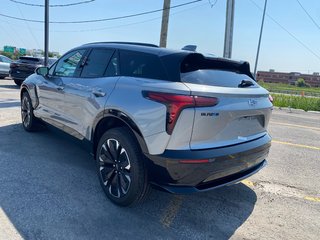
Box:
[78, 42, 187, 57]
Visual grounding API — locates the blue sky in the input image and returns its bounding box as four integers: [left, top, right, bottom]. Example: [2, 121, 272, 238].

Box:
[0, 0, 319, 73]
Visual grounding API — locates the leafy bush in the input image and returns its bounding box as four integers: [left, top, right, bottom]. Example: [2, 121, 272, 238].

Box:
[272, 94, 320, 111]
[295, 78, 310, 88]
[258, 82, 320, 97]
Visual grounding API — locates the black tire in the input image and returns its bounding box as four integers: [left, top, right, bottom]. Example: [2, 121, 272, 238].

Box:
[96, 127, 150, 206]
[21, 92, 39, 131]
[14, 79, 22, 86]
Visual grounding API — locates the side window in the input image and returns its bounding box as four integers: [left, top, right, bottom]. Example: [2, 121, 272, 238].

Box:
[0, 56, 11, 63]
[81, 48, 114, 78]
[119, 50, 167, 80]
[105, 52, 119, 77]
[54, 49, 85, 77]
[48, 62, 57, 76]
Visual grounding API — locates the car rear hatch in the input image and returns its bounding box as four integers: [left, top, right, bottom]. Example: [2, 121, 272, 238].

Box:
[10, 57, 42, 76]
[180, 54, 272, 150]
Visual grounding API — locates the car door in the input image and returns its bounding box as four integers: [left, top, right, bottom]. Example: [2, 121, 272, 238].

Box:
[61, 48, 120, 140]
[35, 49, 87, 132]
[0, 56, 11, 75]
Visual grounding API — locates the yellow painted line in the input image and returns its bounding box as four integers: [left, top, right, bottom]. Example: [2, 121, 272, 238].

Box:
[304, 196, 320, 202]
[241, 179, 255, 187]
[160, 195, 183, 228]
[241, 180, 320, 203]
[270, 121, 320, 131]
[272, 140, 320, 151]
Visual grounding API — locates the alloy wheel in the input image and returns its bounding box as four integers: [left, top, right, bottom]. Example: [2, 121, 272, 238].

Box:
[98, 138, 132, 198]
[21, 96, 31, 128]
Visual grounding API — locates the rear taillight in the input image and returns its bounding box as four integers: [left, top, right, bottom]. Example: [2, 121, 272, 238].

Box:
[10, 63, 17, 68]
[268, 94, 273, 103]
[144, 91, 219, 134]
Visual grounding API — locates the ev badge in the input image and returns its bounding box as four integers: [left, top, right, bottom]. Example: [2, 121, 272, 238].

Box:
[248, 99, 258, 106]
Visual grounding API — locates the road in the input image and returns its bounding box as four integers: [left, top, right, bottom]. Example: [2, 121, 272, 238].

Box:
[0, 78, 319, 240]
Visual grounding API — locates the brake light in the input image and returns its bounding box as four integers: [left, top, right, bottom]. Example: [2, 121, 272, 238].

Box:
[268, 94, 273, 103]
[144, 91, 218, 134]
[10, 63, 18, 68]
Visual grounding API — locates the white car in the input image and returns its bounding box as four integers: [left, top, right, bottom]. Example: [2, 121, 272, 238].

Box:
[0, 55, 13, 79]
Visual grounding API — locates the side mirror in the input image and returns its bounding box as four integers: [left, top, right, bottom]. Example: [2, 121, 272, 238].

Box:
[36, 66, 49, 77]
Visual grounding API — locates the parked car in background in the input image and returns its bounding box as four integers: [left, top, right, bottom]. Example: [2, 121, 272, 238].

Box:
[0, 55, 13, 79]
[20, 42, 272, 206]
[10, 56, 56, 85]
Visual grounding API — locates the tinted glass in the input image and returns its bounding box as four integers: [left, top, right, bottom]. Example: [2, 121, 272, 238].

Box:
[105, 52, 119, 77]
[81, 48, 114, 78]
[18, 57, 40, 64]
[54, 49, 85, 77]
[119, 50, 167, 80]
[181, 70, 257, 88]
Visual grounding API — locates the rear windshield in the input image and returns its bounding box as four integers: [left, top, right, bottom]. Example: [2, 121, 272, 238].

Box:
[18, 57, 41, 63]
[181, 70, 257, 88]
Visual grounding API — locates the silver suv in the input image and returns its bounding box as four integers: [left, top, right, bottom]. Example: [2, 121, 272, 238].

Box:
[20, 42, 272, 206]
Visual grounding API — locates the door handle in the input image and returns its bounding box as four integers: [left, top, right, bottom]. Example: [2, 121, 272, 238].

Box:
[92, 89, 106, 97]
[56, 86, 64, 91]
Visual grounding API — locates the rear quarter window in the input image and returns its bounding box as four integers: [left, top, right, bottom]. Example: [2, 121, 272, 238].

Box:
[181, 70, 257, 88]
[119, 50, 167, 80]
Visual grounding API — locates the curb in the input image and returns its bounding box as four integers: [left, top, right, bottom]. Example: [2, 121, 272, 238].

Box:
[273, 106, 320, 114]
[307, 110, 320, 114]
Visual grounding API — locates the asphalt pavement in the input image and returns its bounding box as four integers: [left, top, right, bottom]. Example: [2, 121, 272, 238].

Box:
[0, 78, 319, 240]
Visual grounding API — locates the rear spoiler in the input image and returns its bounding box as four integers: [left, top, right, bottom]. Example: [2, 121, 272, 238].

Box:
[180, 53, 255, 80]
[181, 45, 197, 51]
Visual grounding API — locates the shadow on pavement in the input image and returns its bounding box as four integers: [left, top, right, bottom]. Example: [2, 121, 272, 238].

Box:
[0, 99, 20, 108]
[0, 84, 20, 89]
[0, 123, 257, 240]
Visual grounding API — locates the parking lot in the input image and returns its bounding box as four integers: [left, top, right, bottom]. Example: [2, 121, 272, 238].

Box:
[0, 78, 319, 240]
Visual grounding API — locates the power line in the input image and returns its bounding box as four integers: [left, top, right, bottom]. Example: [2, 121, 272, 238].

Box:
[249, 0, 320, 61]
[8, 0, 95, 7]
[0, 0, 202, 24]
[0, 1, 210, 33]
[15, 1, 41, 49]
[53, 1, 210, 33]
[295, 0, 320, 31]
[208, 0, 218, 8]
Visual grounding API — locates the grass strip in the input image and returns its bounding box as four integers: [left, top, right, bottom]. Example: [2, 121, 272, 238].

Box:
[271, 94, 320, 111]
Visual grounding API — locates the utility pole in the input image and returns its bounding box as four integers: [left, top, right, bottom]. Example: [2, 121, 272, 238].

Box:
[253, 0, 268, 78]
[159, 0, 171, 48]
[223, 0, 235, 58]
[44, 0, 49, 66]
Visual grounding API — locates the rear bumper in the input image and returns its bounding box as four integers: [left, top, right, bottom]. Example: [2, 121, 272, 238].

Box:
[145, 134, 271, 193]
[9, 71, 33, 81]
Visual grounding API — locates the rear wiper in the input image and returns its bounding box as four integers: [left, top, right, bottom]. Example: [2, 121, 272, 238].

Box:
[238, 80, 254, 88]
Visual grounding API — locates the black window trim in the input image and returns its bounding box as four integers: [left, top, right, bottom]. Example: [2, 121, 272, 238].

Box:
[103, 49, 119, 77]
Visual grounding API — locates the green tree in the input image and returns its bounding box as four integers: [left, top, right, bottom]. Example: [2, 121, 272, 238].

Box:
[295, 78, 310, 88]
[0, 51, 14, 59]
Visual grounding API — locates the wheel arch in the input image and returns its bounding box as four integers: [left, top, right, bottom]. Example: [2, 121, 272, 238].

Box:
[92, 109, 149, 158]
[20, 83, 39, 109]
